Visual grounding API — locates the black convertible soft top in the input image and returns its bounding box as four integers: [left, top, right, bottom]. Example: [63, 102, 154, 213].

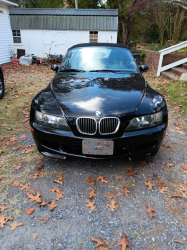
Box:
[69, 43, 127, 50]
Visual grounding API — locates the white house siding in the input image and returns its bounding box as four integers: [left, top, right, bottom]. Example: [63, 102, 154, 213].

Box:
[0, 2, 14, 64]
[98, 31, 117, 44]
[12, 30, 117, 58]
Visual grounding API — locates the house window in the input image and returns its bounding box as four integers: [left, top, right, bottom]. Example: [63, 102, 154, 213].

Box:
[12, 30, 21, 43]
[89, 31, 98, 43]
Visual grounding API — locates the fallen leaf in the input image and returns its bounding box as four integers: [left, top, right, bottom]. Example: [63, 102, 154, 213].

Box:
[55, 192, 64, 201]
[181, 169, 187, 174]
[159, 187, 168, 194]
[181, 164, 187, 174]
[33, 234, 38, 239]
[87, 176, 96, 185]
[0, 205, 11, 212]
[103, 192, 118, 200]
[162, 143, 170, 148]
[49, 187, 60, 193]
[97, 175, 108, 183]
[121, 186, 131, 197]
[12, 163, 22, 170]
[139, 160, 147, 165]
[27, 193, 41, 204]
[10, 221, 24, 231]
[85, 198, 96, 211]
[89, 190, 97, 199]
[54, 179, 63, 185]
[126, 169, 138, 177]
[4, 103, 10, 108]
[21, 148, 33, 154]
[183, 177, 187, 184]
[170, 194, 182, 198]
[19, 183, 30, 191]
[152, 174, 159, 180]
[91, 237, 107, 248]
[6, 127, 12, 131]
[156, 180, 165, 189]
[128, 166, 133, 171]
[175, 122, 183, 131]
[25, 208, 35, 215]
[20, 135, 26, 140]
[116, 233, 132, 250]
[0, 215, 13, 228]
[145, 203, 155, 219]
[174, 240, 183, 243]
[12, 181, 20, 187]
[178, 185, 187, 195]
[48, 200, 58, 211]
[107, 199, 119, 211]
[37, 164, 44, 170]
[165, 163, 175, 167]
[181, 164, 187, 170]
[57, 173, 63, 180]
[38, 199, 51, 207]
[9, 137, 16, 142]
[40, 217, 50, 223]
[33, 171, 41, 179]
[144, 180, 154, 190]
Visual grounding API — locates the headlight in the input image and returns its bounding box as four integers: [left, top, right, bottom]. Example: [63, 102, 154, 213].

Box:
[35, 111, 70, 130]
[126, 111, 163, 131]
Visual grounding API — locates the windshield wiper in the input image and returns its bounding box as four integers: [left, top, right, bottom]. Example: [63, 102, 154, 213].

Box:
[60, 69, 86, 72]
[89, 69, 118, 73]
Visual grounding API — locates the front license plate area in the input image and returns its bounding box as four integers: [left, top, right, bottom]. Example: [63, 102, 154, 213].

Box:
[82, 140, 114, 155]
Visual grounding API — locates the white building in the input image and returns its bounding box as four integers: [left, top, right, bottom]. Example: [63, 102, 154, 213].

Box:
[9, 8, 118, 58]
[0, 0, 18, 64]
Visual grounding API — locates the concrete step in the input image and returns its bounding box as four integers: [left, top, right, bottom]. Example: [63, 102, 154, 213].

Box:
[161, 71, 179, 81]
[171, 67, 187, 76]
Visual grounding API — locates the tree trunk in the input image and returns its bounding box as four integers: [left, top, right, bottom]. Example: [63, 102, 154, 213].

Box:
[121, 15, 134, 48]
[118, 1, 134, 47]
[20, 0, 27, 8]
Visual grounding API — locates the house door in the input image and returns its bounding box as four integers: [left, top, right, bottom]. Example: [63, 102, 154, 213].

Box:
[42, 30, 69, 57]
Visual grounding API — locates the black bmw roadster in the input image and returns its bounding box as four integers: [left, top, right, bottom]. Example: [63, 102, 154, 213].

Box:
[30, 43, 168, 159]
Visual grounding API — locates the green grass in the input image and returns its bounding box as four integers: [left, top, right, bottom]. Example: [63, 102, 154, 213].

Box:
[144, 72, 187, 123]
[158, 80, 187, 118]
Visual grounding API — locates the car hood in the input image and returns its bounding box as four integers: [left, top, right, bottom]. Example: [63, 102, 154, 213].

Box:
[51, 72, 146, 117]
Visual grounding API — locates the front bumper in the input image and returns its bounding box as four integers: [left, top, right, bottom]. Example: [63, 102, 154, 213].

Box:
[30, 121, 167, 160]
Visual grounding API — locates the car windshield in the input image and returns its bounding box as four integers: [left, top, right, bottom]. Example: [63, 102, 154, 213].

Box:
[60, 46, 139, 73]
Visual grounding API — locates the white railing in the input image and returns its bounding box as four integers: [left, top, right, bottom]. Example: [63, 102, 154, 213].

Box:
[157, 40, 187, 76]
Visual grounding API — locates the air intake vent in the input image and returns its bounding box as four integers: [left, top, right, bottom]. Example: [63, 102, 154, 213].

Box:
[76, 118, 97, 135]
[99, 117, 120, 135]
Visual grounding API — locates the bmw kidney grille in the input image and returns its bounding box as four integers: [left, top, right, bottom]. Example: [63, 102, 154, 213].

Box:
[76, 117, 120, 135]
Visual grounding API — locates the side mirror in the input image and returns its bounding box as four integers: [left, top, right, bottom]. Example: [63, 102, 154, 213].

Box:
[139, 65, 148, 72]
[51, 64, 59, 72]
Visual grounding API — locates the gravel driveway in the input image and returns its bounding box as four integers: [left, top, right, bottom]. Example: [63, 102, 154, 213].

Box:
[0, 65, 187, 250]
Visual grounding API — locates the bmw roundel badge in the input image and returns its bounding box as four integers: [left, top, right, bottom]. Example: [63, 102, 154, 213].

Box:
[95, 110, 102, 117]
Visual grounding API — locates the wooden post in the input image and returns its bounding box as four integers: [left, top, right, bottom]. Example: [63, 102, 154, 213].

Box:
[157, 52, 164, 77]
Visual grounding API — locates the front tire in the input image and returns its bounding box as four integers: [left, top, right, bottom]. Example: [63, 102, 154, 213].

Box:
[0, 74, 4, 99]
